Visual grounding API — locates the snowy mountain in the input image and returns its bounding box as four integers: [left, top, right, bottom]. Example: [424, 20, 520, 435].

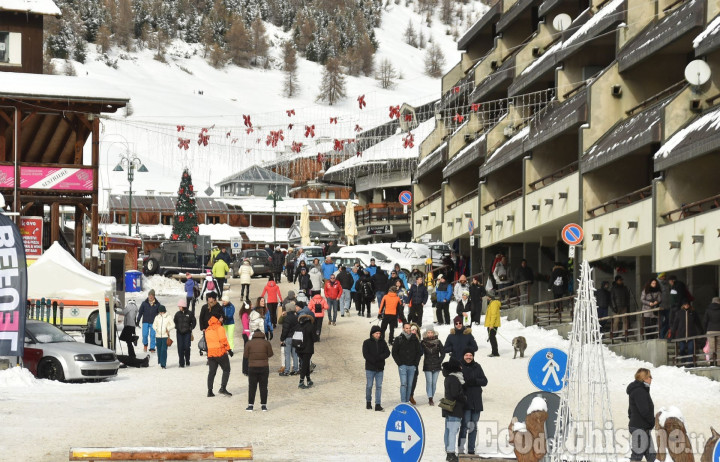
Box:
[59, 0, 490, 211]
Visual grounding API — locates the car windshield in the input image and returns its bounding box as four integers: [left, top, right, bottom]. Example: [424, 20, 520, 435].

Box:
[180, 253, 198, 266]
[27, 322, 75, 344]
[305, 248, 324, 258]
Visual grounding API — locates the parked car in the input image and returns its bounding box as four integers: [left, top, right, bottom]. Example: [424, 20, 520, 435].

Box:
[22, 320, 120, 382]
[143, 241, 203, 277]
[301, 246, 325, 261]
[388, 242, 450, 266]
[335, 245, 416, 277]
[327, 253, 398, 276]
[232, 249, 272, 278]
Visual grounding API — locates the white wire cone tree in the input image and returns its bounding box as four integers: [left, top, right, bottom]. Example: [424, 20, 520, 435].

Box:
[550, 259, 617, 462]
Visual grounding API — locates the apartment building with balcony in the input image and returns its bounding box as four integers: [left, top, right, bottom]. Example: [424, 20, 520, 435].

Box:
[414, 0, 720, 306]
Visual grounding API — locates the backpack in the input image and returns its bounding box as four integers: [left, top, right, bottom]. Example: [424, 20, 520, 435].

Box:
[207, 279, 215, 291]
[553, 276, 564, 287]
[314, 301, 323, 314]
[291, 323, 304, 349]
[361, 281, 373, 299]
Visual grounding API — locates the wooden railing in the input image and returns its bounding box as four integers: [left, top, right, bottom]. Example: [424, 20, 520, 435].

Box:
[528, 161, 578, 191]
[586, 186, 652, 218]
[533, 295, 575, 326]
[483, 187, 522, 212]
[447, 190, 478, 211]
[354, 202, 409, 226]
[416, 190, 442, 210]
[625, 81, 685, 117]
[669, 333, 720, 367]
[599, 307, 662, 344]
[660, 193, 720, 223]
[496, 281, 532, 308]
[563, 81, 589, 100]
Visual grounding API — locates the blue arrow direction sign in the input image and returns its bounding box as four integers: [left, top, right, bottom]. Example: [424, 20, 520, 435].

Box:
[385, 403, 424, 461]
[527, 348, 568, 393]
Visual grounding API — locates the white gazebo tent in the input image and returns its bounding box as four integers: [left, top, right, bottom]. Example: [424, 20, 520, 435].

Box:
[27, 242, 116, 348]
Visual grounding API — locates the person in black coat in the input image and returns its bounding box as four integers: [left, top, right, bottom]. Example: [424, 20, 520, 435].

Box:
[272, 248, 284, 283]
[550, 263, 569, 313]
[392, 323, 422, 403]
[407, 276, 429, 324]
[279, 304, 300, 376]
[296, 313, 315, 388]
[627, 368, 655, 462]
[595, 281, 611, 331]
[458, 349, 488, 456]
[611, 276, 632, 333]
[296, 266, 312, 296]
[357, 271, 375, 318]
[372, 268, 390, 307]
[173, 298, 197, 368]
[362, 325, 391, 411]
[704, 297, 720, 365]
[442, 358, 466, 462]
[667, 275, 691, 328]
[468, 276, 486, 325]
[421, 327, 445, 406]
[444, 316, 479, 362]
[670, 302, 703, 365]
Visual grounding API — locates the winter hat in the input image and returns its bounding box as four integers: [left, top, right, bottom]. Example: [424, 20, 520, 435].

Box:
[370, 325, 382, 335]
[221, 293, 231, 303]
[177, 298, 187, 308]
[148, 289, 156, 297]
[158, 305, 166, 313]
[657, 272, 666, 279]
[444, 358, 462, 373]
[463, 347, 475, 357]
[453, 315, 463, 325]
[287, 290, 296, 299]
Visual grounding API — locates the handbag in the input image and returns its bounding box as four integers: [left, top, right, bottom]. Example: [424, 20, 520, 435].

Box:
[438, 398, 456, 412]
[166, 337, 173, 347]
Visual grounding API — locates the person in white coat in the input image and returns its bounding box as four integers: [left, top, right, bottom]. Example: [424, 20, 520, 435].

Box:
[239, 259, 254, 301]
[152, 305, 175, 369]
[308, 266, 323, 297]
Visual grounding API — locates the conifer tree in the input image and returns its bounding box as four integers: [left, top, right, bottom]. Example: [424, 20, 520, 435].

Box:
[316, 57, 346, 105]
[282, 40, 299, 97]
[424, 42, 445, 77]
[171, 169, 199, 244]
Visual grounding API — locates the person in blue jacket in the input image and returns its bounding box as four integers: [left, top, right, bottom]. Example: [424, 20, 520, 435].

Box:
[321, 256, 337, 281]
[351, 264, 362, 315]
[394, 263, 408, 289]
[136, 289, 160, 352]
[366, 258, 378, 277]
[184, 272, 197, 314]
[435, 274, 454, 325]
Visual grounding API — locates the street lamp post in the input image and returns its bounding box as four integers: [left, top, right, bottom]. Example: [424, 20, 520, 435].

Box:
[266, 190, 283, 245]
[113, 152, 148, 236]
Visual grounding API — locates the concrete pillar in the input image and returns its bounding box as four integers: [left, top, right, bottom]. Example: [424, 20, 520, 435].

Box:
[524, 242, 540, 302]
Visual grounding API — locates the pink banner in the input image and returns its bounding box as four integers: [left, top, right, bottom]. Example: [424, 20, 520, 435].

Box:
[0, 165, 94, 191]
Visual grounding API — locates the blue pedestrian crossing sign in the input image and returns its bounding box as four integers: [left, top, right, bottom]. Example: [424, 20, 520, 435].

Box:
[528, 348, 568, 392]
[385, 403, 424, 461]
[712, 437, 720, 462]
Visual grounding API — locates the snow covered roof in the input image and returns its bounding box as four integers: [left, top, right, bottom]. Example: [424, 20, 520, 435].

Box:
[486, 125, 529, 163]
[525, 89, 587, 151]
[216, 165, 293, 187]
[98, 223, 242, 242]
[0, 73, 129, 103]
[0, 0, 61, 15]
[561, 0, 624, 52]
[216, 196, 345, 215]
[654, 104, 720, 169]
[324, 118, 435, 175]
[239, 226, 291, 243]
[458, 1, 498, 50]
[521, 42, 561, 77]
[443, 133, 486, 177]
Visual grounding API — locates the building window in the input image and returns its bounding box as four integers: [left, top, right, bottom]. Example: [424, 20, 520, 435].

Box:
[327, 191, 336, 199]
[206, 215, 221, 224]
[161, 215, 173, 225]
[0, 32, 8, 63]
[254, 184, 269, 197]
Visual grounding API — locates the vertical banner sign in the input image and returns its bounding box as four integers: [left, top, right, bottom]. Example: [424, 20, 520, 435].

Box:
[20, 216, 43, 259]
[0, 214, 27, 357]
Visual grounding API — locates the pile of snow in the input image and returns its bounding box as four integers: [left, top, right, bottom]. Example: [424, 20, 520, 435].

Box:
[693, 14, 720, 48]
[513, 421, 528, 432]
[0, 367, 65, 389]
[139, 275, 186, 297]
[527, 396, 548, 414]
[657, 406, 685, 427]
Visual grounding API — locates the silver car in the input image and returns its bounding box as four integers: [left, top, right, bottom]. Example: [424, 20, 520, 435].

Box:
[23, 320, 120, 382]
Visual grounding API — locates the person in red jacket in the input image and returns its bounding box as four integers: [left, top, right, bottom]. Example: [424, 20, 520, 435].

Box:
[309, 293, 329, 341]
[261, 276, 283, 328]
[324, 273, 343, 326]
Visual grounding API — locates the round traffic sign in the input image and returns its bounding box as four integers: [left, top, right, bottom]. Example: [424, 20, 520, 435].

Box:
[385, 403, 424, 461]
[468, 218, 475, 234]
[399, 191, 413, 205]
[561, 223, 584, 246]
[527, 348, 567, 392]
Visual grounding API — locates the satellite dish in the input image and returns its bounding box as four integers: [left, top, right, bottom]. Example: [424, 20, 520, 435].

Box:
[552, 13, 572, 32]
[684, 60, 711, 86]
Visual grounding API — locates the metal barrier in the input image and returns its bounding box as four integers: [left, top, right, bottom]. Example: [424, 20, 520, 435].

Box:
[533, 295, 575, 326]
[495, 281, 531, 308]
[69, 446, 253, 461]
[668, 334, 720, 368]
[599, 308, 662, 344]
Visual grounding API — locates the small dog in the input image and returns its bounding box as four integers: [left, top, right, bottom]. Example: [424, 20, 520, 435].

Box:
[512, 336, 527, 359]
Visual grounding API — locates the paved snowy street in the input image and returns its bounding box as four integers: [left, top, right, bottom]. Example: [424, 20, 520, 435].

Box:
[2, 275, 720, 461]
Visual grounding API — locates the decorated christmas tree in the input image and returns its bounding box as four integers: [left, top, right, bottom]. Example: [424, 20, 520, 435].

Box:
[170, 168, 199, 244]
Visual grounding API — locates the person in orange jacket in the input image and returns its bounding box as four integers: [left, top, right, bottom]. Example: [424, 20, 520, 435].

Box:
[309, 293, 329, 342]
[205, 307, 233, 397]
[379, 286, 406, 345]
[324, 273, 343, 326]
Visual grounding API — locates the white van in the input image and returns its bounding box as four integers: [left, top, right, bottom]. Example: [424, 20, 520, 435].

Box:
[336, 245, 421, 275]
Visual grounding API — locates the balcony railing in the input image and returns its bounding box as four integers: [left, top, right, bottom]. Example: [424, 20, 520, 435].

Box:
[496, 281, 532, 308]
[528, 161, 578, 191]
[599, 307, 662, 344]
[355, 202, 409, 226]
[625, 81, 685, 117]
[416, 190, 442, 210]
[669, 334, 720, 367]
[447, 190, 478, 211]
[483, 187, 522, 212]
[586, 185, 652, 218]
[660, 193, 720, 223]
